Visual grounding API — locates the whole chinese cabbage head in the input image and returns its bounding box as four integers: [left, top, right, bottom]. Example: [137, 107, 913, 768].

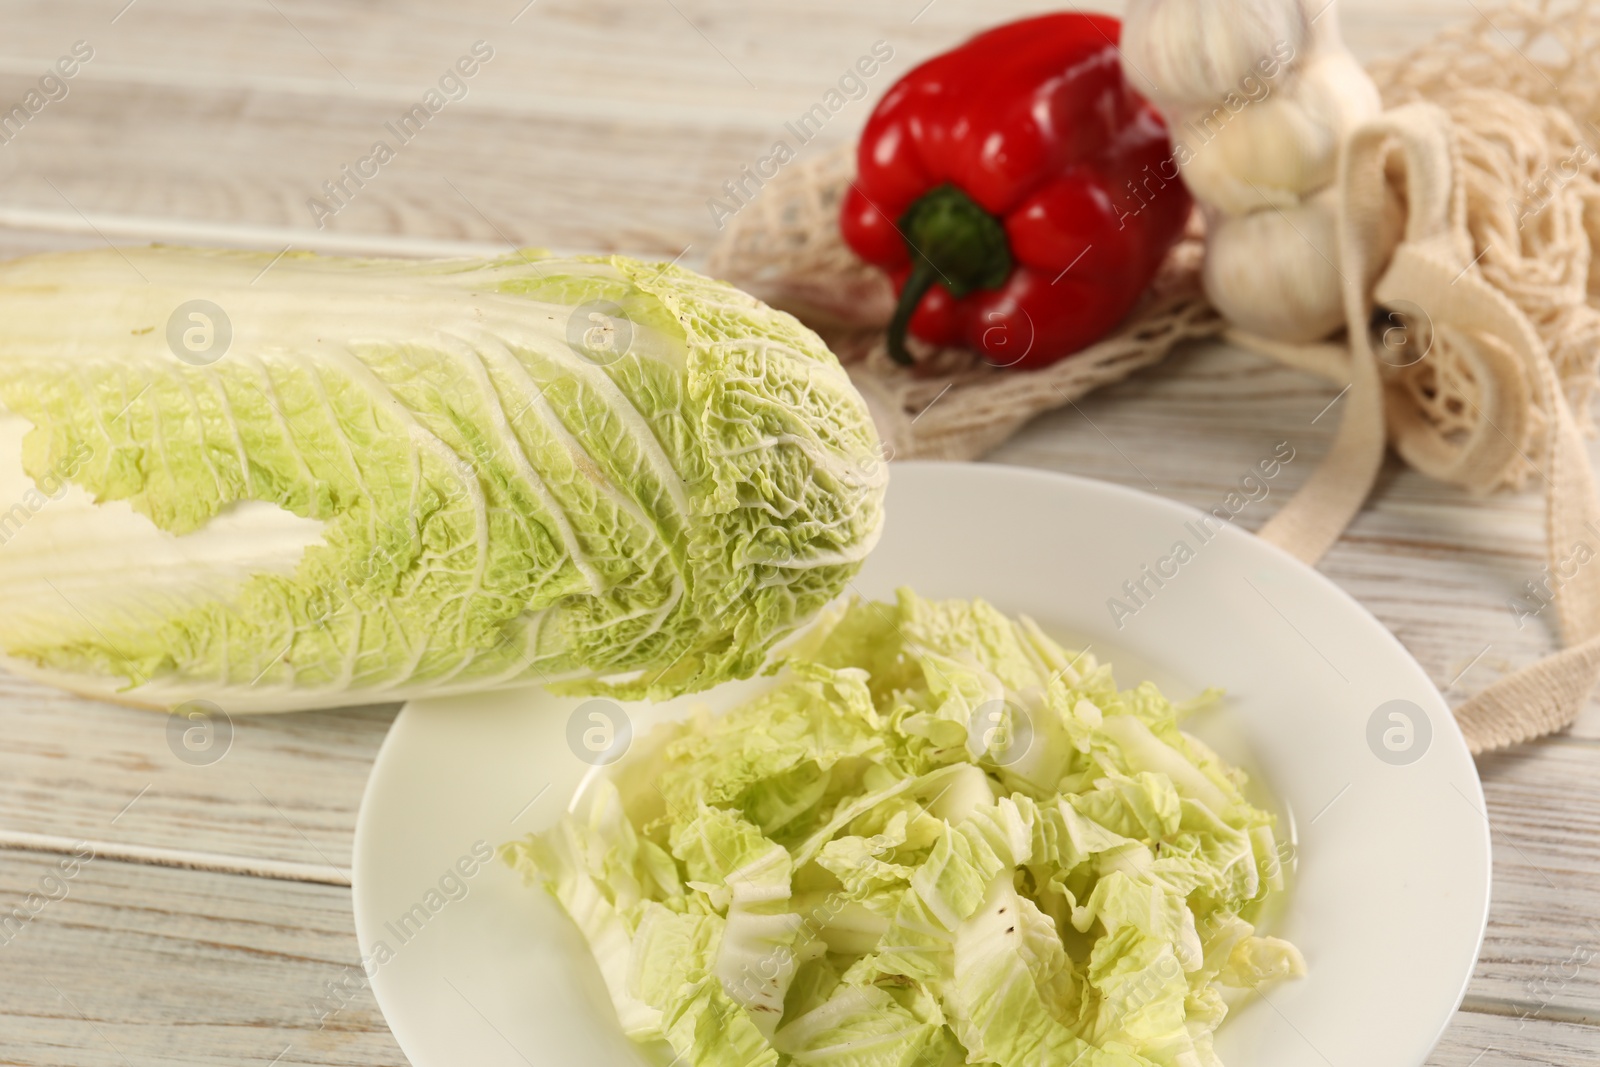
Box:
[0, 247, 886, 712]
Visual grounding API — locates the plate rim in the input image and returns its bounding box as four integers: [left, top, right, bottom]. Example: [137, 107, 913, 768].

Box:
[353, 459, 1492, 1065]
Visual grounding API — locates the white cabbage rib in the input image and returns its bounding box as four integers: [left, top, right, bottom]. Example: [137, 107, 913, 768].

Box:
[0, 247, 885, 712]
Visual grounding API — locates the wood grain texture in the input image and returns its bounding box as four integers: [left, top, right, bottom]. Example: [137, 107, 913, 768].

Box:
[1472, 739, 1600, 1022]
[0, 0, 1460, 106]
[1427, 1010, 1600, 1065]
[0, 0, 1466, 260]
[0, 849, 404, 1066]
[0, 669, 396, 876]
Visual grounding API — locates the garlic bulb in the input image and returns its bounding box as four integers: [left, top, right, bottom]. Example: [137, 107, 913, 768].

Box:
[1204, 182, 1403, 341]
[1122, 0, 1388, 342]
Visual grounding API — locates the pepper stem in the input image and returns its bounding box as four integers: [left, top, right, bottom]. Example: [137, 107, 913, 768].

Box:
[886, 184, 1013, 366]
[887, 260, 938, 366]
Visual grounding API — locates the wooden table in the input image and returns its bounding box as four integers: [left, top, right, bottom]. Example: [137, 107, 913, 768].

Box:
[0, 1, 1595, 1063]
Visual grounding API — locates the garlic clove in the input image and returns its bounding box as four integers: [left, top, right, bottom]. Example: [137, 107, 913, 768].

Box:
[1121, 0, 1309, 112]
[1174, 50, 1384, 216]
[1205, 193, 1344, 341]
[1203, 182, 1402, 342]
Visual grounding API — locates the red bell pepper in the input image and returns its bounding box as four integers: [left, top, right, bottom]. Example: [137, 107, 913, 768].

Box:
[840, 13, 1190, 370]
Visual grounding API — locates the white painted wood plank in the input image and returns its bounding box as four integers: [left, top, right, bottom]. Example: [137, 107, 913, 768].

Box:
[0, 670, 396, 874]
[1428, 1009, 1600, 1065]
[0, 850, 405, 1066]
[1471, 740, 1600, 1019]
[0, 72, 747, 259]
[0, 1, 1479, 260]
[0, 0, 1469, 110]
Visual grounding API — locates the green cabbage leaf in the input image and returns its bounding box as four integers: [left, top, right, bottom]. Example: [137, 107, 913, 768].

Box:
[0, 247, 884, 711]
[504, 590, 1304, 1067]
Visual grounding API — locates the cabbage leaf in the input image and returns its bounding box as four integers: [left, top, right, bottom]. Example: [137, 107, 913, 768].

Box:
[0, 247, 885, 711]
[504, 590, 1304, 1067]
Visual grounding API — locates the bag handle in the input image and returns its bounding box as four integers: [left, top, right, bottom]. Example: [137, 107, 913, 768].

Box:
[1254, 103, 1600, 751]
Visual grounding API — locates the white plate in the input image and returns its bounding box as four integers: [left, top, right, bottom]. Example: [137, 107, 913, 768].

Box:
[353, 461, 1490, 1067]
